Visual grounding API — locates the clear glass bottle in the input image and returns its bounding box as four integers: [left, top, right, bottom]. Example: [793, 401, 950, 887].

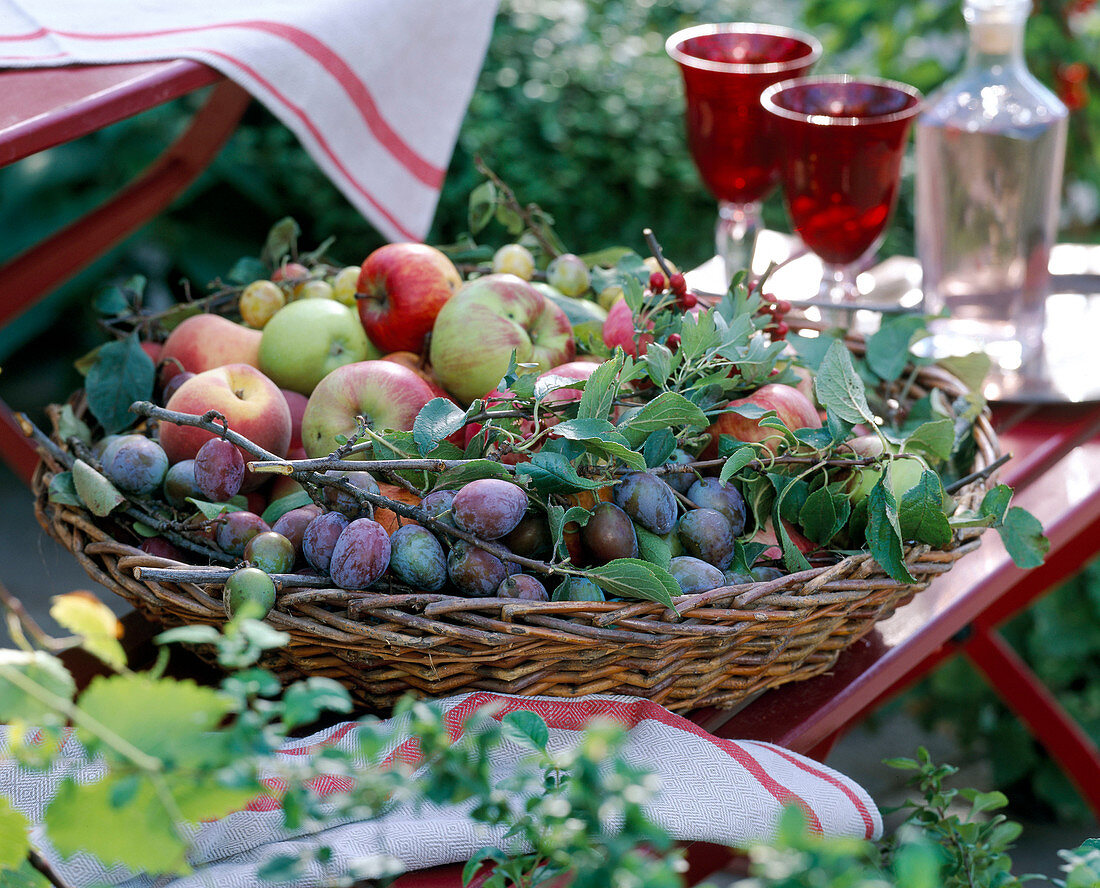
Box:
[916, 0, 1067, 377]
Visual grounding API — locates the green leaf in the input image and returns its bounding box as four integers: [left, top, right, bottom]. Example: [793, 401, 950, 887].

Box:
[719, 446, 758, 485]
[998, 507, 1049, 569]
[0, 859, 49, 888]
[501, 710, 550, 751]
[865, 315, 927, 381]
[262, 216, 300, 266]
[156, 624, 222, 647]
[56, 404, 92, 445]
[463, 847, 507, 885]
[645, 341, 673, 385]
[261, 489, 314, 525]
[413, 398, 468, 456]
[979, 485, 1013, 524]
[257, 855, 307, 883]
[938, 352, 993, 392]
[47, 471, 82, 507]
[547, 503, 591, 560]
[516, 451, 604, 494]
[678, 309, 718, 362]
[84, 334, 156, 433]
[622, 391, 709, 445]
[92, 284, 133, 317]
[903, 419, 955, 462]
[642, 429, 676, 468]
[468, 180, 497, 233]
[799, 485, 850, 546]
[0, 651, 76, 727]
[0, 794, 30, 868]
[50, 592, 126, 672]
[586, 558, 678, 607]
[899, 471, 953, 548]
[634, 525, 672, 570]
[281, 677, 353, 730]
[131, 521, 159, 538]
[433, 460, 515, 490]
[186, 497, 245, 520]
[549, 418, 646, 470]
[815, 340, 875, 426]
[771, 505, 811, 573]
[72, 459, 126, 517]
[866, 477, 917, 583]
[577, 351, 623, 421]
[226, 256, 268, 285]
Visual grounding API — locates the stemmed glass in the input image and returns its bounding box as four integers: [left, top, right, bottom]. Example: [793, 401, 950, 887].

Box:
[760, 75, 923, 305]
[666, 23, 821, 284]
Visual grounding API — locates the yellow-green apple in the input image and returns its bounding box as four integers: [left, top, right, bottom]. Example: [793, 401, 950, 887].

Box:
[300, 360, 436, 458]
[281, 389, 309, 451]
[602, 297, 654, 357]
[380, 351, 450, 399]
[430, 274, 575, 404]
[160, 363, 291, 489]
[258, 299, 379, 395]
[702, 383, 821, 457]
[356, 243, 462, 354]
[160, 314, 261, 382]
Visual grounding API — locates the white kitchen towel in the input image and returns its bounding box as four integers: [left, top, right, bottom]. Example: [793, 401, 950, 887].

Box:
[1, 691, 882, 888]
[0, 1, 500, 242]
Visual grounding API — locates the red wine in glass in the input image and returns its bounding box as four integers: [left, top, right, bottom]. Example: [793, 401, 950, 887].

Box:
[666, 23, 820, 283]
[760, 75, 923, 304]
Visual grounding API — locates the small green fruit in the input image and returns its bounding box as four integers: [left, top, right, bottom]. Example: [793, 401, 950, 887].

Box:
[224, 567, 276, 620]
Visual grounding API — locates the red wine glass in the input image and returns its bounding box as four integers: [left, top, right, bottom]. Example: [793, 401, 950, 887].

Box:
[666, 23, 821, 284]
[760, 75, 923, 305]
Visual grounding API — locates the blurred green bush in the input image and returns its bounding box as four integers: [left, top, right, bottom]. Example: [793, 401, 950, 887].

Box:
[1, 0, 1098, 822]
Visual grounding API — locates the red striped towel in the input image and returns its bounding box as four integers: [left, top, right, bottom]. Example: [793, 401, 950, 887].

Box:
[1, 692, 881, 887]
[0, 1, 499, 241]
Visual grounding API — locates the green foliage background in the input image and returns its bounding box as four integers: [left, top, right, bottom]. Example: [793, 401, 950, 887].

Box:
[1, 0, 1098, 821]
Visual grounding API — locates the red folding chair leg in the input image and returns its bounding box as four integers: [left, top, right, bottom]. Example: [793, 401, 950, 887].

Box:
[963, 625, 1100, 820]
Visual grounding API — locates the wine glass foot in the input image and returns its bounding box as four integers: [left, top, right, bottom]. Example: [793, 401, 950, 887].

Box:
[716, 200, 762, 287]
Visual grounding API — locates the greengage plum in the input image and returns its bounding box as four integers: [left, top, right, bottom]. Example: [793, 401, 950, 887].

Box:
[677, 508, 736, 569]
[100, 434, 169, 496]
[194, 437, 246, 502]
[389, 525, 447, 592]
[163, 460, 203, 509]
[214, 511, 270, 557]
[271, 504, 324, 559]
[497, 574, 549, 600]
[685, 478, 747, 535]
[581, 502, 638, 565]
[451, 479, 529, 540]
[302, 511, 350, 573]
[329, 518, 391, 590]
[613, 471, 677, 535]
[501, 514, 552, 559]
[446, 541, 508, 597]
[243, 531, 295, 574]
[546, 253, 590, 297]
[551, 577, 605, 601]
[223, 566, 276, 620]
[669, 556, 724, 594]
[323, 470, 380, 518]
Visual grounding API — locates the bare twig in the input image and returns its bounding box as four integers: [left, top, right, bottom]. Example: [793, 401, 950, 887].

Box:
[945, 453, 1011, 494]
[29, 848, 78, 888]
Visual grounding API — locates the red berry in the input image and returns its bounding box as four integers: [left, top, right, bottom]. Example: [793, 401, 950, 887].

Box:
[669, 272, 687, 295]
[678, 291, 698, 309]
[649, 272, 667, 293]
[773, 321, 790, 341]
[667, 333, 681, 352]
[776, 300, 792, 316]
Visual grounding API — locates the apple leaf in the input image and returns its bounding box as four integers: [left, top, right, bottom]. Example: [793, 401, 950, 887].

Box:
[719, 446, 758, 485]
[586, 558, 678, 607]
[261, 490, 314, 525]
[997, 507, 1050, 569]
[549, 418, 646, 470]
[47, 471, 83, 507]
[903, 419, 955, 462]
[72, 459, 126, 517]
[84, 334, 155, 433]
[634, 525, 671, 570]
[50, 592, 126, 672]
[898, 471, 953, 548]
[0, 797, 30, 868]
[621, 391, 709, 446]
[979, 484, 1013, 524]
[642, 429, 676, 468]
[815, 340, 876, 427]
[516, 451, 605, 494]
[866, 476, 917, 583]
[799, 485, 850, 546]
[413, 397, 468, 456]
[865, 315, 928, 382]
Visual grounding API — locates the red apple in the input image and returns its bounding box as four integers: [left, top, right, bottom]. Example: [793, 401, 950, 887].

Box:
[357, 243, 462, 354]
[381, 351, 451, 399]
[602, 297, 654, 357]
[280, 389, 309, 452]
[300, 360, 436, 458]
[753, 516, 817, 561]
[160, 314, 262, 382]
[141, 341, 163, 365]
[160, 364, 292, 489]
[536, 361, 599, 407]
[430, 274, 575, 404]
[703, 383, 822, 458]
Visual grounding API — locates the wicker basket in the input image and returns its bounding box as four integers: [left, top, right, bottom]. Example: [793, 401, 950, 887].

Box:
[31, 358, 997, 714]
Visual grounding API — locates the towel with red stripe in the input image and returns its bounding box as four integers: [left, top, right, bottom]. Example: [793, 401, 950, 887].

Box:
[2, 692, 881, 887]
[0, 0, 499, 242]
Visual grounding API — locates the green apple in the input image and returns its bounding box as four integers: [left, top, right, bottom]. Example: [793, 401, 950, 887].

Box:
[258, 300, 380, 395]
